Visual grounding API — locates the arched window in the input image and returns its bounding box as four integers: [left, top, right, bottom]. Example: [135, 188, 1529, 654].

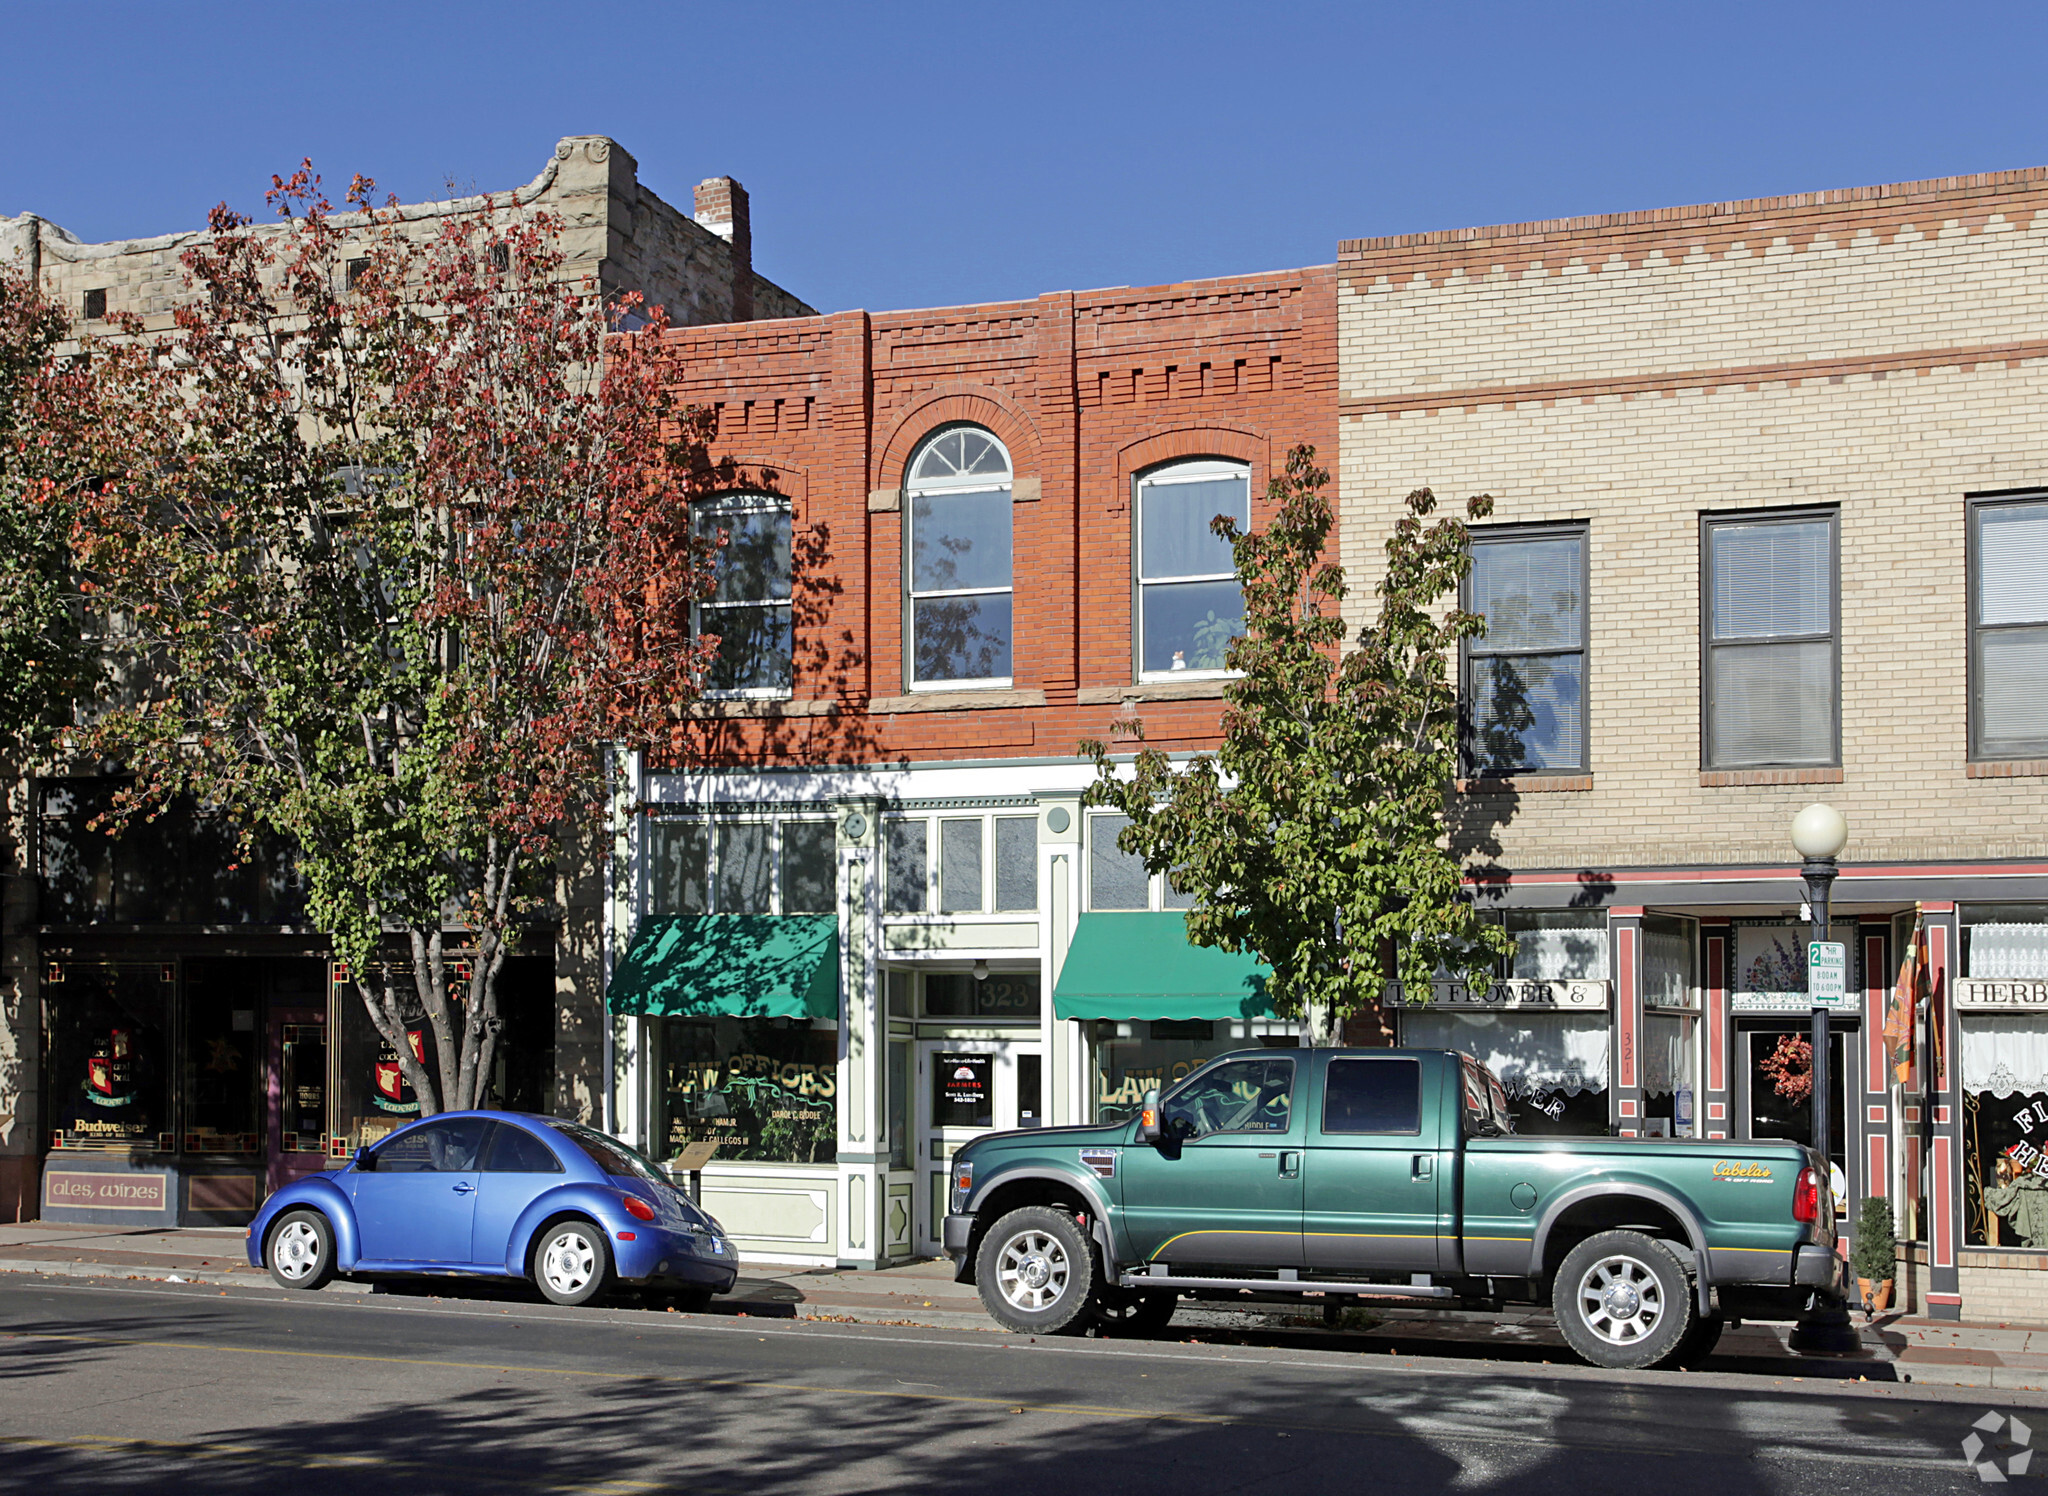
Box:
[1134, 459, 1249, 679]
[907, 426, 1013, 687]
[694, 493, 793, 695]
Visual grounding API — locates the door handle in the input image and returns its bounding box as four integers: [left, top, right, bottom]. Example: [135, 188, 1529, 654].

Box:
[452, 1180, 476, 1195]
[1278, 1151, 1301, 1178]
[1412, 1154, 1433, 1179]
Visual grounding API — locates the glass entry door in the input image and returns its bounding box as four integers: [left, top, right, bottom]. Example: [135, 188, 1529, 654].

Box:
[266, 1012, 327, 1195]
[1738, 1022, 1850, 1206]
[915, 1039, 1040, 1254]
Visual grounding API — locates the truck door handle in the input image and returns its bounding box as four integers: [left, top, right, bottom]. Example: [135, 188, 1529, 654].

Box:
[1412, 1155, 1433, 1179]
[1279, 1151, 1300, 1178]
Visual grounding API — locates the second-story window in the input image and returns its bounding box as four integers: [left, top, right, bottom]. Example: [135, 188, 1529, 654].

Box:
[1971, 495, 2048, 761]
[1464, 526, 1586, 775]
[1135, 460, 1249, 679]
[907, 426, 1012, 687]
[694, 494, 792, 696]
[1702, 511, 1838, 769]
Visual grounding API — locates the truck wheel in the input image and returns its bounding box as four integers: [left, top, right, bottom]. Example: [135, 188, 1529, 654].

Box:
[1668, 1312, 1724, 1369]
[1552, 1229, 1694, 1370]
[974, 1206, 1095, 1334]
[1092, 1284, 1178, 1336]
[265, 1209, 336, 1290]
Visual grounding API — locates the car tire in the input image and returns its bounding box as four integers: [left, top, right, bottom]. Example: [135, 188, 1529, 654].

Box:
[265, 1208, 337, 1291]
[1668, 1312, 1724, 1369]
[1092, 1284, 1178, 1337]
[532, 1221, 613, 1307]
[1552, 1229, 1695, 1370]
[973, 1206, 1096, 1335]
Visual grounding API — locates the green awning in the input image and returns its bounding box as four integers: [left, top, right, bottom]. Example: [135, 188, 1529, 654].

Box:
[609, 915, 840, 1020]
[1053, 913, 1273, 1021]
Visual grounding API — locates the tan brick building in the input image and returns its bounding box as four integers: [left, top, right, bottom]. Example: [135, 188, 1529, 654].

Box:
[0, 137, 811, 1228]
[1339, 167, 2048, 1321]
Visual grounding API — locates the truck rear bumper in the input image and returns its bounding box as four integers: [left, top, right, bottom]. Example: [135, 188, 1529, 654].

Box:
[1793, 1242, 1848, 1295]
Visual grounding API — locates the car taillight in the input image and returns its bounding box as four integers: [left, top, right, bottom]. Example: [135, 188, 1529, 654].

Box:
[1792, 1166, 1819, 1223]
[622, 1193, 656, 1222]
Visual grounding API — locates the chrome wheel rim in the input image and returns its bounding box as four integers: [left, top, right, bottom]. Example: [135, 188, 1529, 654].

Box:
[1576, 1253, 1665, 1346]
[272, 1220, 321, 1281]
[542, 1231, 598, 1296]
[995, 1229, 1070, 1313]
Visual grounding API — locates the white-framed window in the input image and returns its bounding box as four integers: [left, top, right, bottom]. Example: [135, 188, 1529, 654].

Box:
[1135, 459, 1249, 680]
[1087, 812, 1195, 911]
[694, 493, 792, 697]
[906, 427, 1013, 688]
[1969, 496, 2048, 761]
[1701, 510, 1839, 769]
[882, 813, 1038, 915]
[646, 816, 835, 915]
[1463, 525, 1588, 774]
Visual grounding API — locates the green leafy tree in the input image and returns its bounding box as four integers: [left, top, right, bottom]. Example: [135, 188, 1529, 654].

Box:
[1082, 444, 1510, 1040]
[64, 165, 725, 1114]
[0, 266, 99, 758]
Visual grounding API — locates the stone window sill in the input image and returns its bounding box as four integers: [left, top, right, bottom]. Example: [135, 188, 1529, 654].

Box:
[1077, 680, 1229, 705]
[1700, 767, 1843, 787]
[1967, 759, 2048, 779]
[868, 689, 1048, 713]
[1456, 775, 1593, 794]
[686, 698, 837, 719]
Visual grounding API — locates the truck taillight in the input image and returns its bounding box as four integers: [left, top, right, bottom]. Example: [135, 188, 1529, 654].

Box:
[1792, 1166, 1819, 1223]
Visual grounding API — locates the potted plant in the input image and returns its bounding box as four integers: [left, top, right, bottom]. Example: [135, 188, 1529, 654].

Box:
[1852, 1195, 1898, 1317]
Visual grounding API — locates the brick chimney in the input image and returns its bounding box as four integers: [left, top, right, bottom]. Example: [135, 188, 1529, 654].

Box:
[693, 176, 753, 322]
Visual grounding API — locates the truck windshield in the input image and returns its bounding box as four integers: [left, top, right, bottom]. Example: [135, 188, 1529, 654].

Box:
[1460, 1057, 1516, 1137]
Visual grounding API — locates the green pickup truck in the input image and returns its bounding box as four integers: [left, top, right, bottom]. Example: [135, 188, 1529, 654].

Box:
[941, 1046, 1848, 1369]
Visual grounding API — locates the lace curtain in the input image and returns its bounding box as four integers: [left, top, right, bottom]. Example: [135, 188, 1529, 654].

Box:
[1962, 1017, 2048, 1099]
[1968, 923, 2048, 981]
[1401, 1011, 1610, 1097]
[1641, 1013, 1697, 1097]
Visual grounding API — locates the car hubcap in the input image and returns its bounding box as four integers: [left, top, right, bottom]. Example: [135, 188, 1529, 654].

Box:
[1577, 1254, 1664, 1345]
[272, 1221, 320, 1281]
[544, 1232, 596, 1295]
[996, 1230, 1069, 1312]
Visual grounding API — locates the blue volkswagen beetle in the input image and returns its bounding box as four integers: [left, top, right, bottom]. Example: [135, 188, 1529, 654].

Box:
[245, 1111, 738, 1307]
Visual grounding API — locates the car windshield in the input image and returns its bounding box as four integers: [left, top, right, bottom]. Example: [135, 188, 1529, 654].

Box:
[551, 1121, 668, 1185]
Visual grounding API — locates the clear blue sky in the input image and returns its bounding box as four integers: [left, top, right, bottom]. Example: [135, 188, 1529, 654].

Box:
[7, 1, 2048, 315]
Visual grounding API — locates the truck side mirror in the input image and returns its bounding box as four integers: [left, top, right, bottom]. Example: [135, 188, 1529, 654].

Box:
[1135, 1090, 1162, 1144]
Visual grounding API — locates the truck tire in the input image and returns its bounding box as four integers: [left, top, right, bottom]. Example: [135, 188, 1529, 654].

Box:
[1092, 1284, 1178, 1336]
[1552, 1229, 1695, 1370]
[974, 1206, 1096, 1334]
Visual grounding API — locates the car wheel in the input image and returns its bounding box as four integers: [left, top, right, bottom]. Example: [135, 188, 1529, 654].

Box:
[974, 1206, 1095, 1335]
[1552, 1229, 1695, 1370]
[533, 1222, 612, 1307]
[1092, 1284, 1178, 1337]
[265, 1209, 336, 1291]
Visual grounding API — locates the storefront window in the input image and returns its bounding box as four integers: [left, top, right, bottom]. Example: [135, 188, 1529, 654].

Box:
[887, 1040, 909, 1168]
[181, 960, 260, 1152]
[1963, 905, 2048, 979]
[1964, 1014, 2048, 1247]
[660, 1017, 837, 1165]
[1091, 1019, 1298, 1125]
[1401, 1009, 1610, 1135]
[1642, 1012, 1698, 1137]
[46, 965, 172, 1149]
[330, 971, 442, 1154]
[1504, 910, 1608, 980]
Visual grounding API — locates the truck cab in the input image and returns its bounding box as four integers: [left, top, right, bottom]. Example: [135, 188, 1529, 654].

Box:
[942, 1047, 1845, 1369]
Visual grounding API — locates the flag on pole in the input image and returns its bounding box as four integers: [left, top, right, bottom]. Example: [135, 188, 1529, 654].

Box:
[1885, 919, 1926, 1086]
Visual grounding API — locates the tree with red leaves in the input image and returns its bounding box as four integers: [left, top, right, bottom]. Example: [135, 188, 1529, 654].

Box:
[66, 164, 725, 1114]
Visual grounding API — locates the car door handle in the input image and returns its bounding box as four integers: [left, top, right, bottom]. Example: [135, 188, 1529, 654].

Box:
[1278, 1151, 1300, 1178]
[452, 1180, 476, 1195]
[1412, 1155, 1433, 1179]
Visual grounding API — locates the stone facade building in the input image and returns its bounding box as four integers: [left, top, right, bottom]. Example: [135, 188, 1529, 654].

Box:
[0, 136, 811, 1225]
[1337, 166, 2048, 1322]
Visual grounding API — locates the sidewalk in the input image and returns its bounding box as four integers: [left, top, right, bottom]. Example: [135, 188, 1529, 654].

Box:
[4, 1220, 2041, 1390]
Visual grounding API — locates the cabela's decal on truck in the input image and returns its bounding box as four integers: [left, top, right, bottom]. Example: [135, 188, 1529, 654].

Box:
[1713, 1160, 1774, 1181]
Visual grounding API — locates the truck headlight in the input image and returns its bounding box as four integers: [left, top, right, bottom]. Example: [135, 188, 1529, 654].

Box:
[950, 1159, 974, 1213]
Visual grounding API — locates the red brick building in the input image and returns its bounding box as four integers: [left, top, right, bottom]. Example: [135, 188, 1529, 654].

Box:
[610, 268, 1334, 1265]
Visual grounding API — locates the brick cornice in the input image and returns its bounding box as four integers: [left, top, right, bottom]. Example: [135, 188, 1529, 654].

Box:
[1339, 337, 2048, 419]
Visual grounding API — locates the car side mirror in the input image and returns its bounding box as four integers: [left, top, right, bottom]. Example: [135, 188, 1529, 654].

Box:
[353, 1146, 375, 1171]
[1134, 1089, 1162, 1144]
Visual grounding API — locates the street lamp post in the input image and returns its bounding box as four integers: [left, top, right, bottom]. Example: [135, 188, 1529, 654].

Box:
[1787, 802, 1860, 1355]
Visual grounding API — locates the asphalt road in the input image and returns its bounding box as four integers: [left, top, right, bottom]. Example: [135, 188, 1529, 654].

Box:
[0, 1276, 2035, 1494]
